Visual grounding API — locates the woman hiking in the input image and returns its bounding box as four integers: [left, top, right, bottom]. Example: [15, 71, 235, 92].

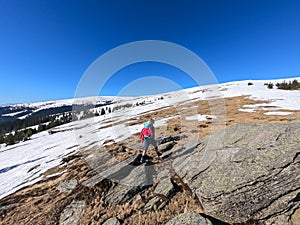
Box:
[139, 118, 162, 163]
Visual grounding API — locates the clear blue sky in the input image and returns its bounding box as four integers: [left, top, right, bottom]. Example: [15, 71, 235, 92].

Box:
[0, 0, 299, 104]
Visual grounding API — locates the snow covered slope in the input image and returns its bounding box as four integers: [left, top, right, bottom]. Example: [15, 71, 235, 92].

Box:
[0, 96, 119, 121]
[0, 77, 299, 199]
[220, 78, 300, 112]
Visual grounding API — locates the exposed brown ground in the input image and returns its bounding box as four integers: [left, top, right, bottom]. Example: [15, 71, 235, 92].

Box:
[0, 96, 299, 225]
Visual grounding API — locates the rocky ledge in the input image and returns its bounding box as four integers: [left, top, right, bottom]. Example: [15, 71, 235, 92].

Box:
[0, 122, 299, 225]
[173, 122, 300, 224]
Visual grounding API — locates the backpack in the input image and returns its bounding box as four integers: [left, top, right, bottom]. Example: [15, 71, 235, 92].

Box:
[140, 123, 153, 141]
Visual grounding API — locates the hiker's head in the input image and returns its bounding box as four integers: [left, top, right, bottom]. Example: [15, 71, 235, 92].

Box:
[149, 118, 154, 124]
[144, 122, 150, 128]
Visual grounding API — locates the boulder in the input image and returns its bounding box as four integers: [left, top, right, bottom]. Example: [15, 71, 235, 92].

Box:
[102, 217, 121, 225]
[173, 122, 300, 224]
[105, 164, 155, 205]
[161, 140, 200, 160]
[0, 203, 19, 217]
[157, 134, 188, 145]
[144, 176, 175, 211]
[160, 145, 184, 159]
[59, 200, 85, 225]
[158, 141, 177, 152]
[83, 154, 140, 188]
[56, 179, 78, 193]
[165, 211, 213, 225]
[291, 208, 300, 225]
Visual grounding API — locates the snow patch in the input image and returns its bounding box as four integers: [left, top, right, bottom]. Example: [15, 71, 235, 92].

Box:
[2, 110, 28, 117]
[238, 108, 257, 113]
[264, 111, 293, 116]
[185, 114, 216, 121]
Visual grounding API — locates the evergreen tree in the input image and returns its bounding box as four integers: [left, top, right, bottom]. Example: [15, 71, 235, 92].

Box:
[47, 120, 58, 129]
[267, 83, 274, 89]
[292, 79, 299, 88]
[32, 128, 37, 134]
[14, 130, 22, 142]
[0, 134, 4, 144]
[5, 134, 15, 145]
[101, 108, 106, 115]
[38, 124, 45, 132]
[26, 129, 33, 137]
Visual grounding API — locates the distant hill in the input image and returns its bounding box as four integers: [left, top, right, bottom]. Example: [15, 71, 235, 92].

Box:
[0, 96, 117, 134]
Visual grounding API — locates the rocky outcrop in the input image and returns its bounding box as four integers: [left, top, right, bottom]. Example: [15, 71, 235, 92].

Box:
[29, 122, 300, 224]
[173, 122, 300, 224]
[83, 154, 140, 188]
[59, 200, 85, 225]
[105, 164, 153, 204]
[156, 134, 188, 145]
[144, 175, 175, 211]
[82, 133, 189, 188]
[56, 179, 78, 193]
[83, 134, 198, 202]
[158, 141, 177, 152]
[1, 122, 299, 225]
[165, 211, 213, 225]
[291, 209, 300, 225]
[102, 217, 121, 225]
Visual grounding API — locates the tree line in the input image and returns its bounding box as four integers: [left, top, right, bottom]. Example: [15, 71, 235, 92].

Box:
[276, 79, 300, 90]
[265, 79, 300, 90]
[0, 113, 73, 146]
